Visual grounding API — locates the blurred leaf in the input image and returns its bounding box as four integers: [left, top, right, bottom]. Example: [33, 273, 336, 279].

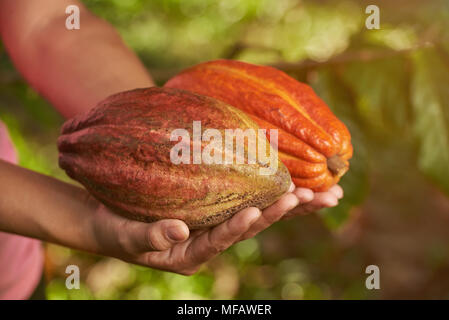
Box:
[310, 69, 370, 229]
[0, 82, 64, 177]
[410, 49, 449, 195]
[242, 1, 362, 63]
[363, 26, 417, 51]
[340, 57, 411, 136]
[232, 238, 260, 262]
[46, 280, 94, 300]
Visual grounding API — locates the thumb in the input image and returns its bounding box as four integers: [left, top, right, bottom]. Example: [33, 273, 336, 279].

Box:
[123, 219, 190, 252]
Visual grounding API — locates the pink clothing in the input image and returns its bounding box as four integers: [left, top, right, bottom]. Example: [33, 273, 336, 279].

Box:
[0, 121, 44, 299]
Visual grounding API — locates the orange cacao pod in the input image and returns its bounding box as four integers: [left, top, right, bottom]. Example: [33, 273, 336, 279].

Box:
[58, 87, 291, 228]
[165, 60, 353, 191]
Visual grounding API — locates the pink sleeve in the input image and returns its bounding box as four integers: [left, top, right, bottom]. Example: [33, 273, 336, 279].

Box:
[0, 121, 44, 300]
[0, 121, 17, 163]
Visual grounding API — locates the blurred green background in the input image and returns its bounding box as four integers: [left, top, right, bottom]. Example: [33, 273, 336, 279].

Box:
[1, 0, 449, 299]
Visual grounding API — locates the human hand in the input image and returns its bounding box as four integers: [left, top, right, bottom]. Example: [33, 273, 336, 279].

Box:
[282, 184, 344, 219]
[88, 184, 300, 275]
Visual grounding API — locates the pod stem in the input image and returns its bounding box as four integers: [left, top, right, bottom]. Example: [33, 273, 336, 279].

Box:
[327, 155, 348, 177]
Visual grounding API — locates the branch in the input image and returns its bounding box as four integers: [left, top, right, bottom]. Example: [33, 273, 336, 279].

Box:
[270, 42, 435, 72]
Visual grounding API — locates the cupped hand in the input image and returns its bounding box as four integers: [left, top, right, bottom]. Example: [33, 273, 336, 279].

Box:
[87, 182, 342, 276]
[282, 184, 344, 219]
[87, 185, 300, 275]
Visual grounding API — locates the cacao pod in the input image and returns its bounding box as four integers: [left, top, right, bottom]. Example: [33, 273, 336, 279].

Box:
[58, 87, 291, 229]
[165, 59, 353, 192]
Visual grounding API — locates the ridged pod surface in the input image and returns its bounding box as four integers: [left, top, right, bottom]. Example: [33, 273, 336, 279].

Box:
[58, 87, 291, 228]
[165, 59, 353, 191]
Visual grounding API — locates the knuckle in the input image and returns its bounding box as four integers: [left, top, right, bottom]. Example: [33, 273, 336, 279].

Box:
[210, 241, 228, 254]
[242, 232, 256, 241]
[215, 243, 229, 252]
[227, 216, 251, 235]
[208, 234, 228, 253]
[147, 231, 165, 251]
[227, 225, 245, 238]
[116, 220, 134, 253]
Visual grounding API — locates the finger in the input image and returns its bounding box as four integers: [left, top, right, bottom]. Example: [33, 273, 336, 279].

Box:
[310, 191, 338, 207]
[299, 192, 338, 213]
[122, 219, 189, 253]
[288, 182, 295, 193]
[292, 188, 314, 203]
[240, 193, 299, 240]
[328, 184, 344, 199]
[187, 207, 261, 265]
[279, 188, 314, 220]
[281, 205, 310, 219]
[282, 190, 339, 219]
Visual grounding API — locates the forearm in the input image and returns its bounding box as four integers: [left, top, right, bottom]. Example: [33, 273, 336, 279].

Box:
[0, 0, 154, 118]
[0, 159, 99, 252]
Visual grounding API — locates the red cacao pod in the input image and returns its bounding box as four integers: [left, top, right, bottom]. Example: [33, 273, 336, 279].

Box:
[58, 87, 291, 229]
[165, 59, 353, 192]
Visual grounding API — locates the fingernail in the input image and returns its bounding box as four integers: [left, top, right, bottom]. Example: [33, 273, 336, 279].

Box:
[288, 183, 295, 192]
[248, 209, 261, 224]
[326, 197, 338, 207]
[167, 226, 187, 242]
[295, 189, 314, 203]
[336, 189, 344, 199]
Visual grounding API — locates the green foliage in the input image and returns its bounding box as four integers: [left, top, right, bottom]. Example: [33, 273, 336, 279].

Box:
[341, 57, 411, 136]
[411, 49, 449, 195]
[0, 81, 64, 177]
